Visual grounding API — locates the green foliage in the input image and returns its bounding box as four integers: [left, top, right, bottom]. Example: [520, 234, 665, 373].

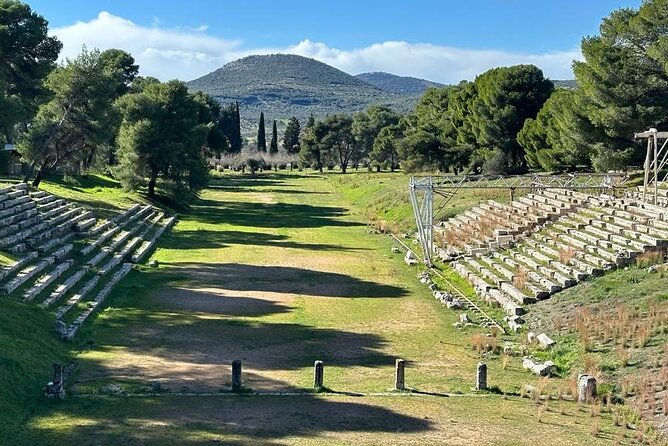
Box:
[574, 1, 668, 156]
[467, 65, 554, 172]
[257, 111, 266, 152]
[399, 86, 471, 173]
[269, 119, 278, 154]
[352, 105, 399, 166]
[517, 89, 593, 171]
[0, 0, 61, 139]
[218, 101, 242, 154]
[114, 80, 211, 198]
[17, 48, 135, 186]
[299, 115, 321, 171]
[370, 124, 402, 171]
[282, 116, 300, 154]
[316, 114, 357, 173]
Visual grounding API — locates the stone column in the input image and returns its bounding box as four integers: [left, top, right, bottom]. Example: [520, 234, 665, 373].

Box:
[395, 359, 405, 390]
[232, 360, 242, 392]
[476, 362, 487, 390]
[578, 374, 597, 403]
[314, 360, 324, 389]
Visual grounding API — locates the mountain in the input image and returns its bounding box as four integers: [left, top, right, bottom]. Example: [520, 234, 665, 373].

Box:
[553, 79, 577, 89]
[186, 54, 416, 132]
[355, 72, 445, 94]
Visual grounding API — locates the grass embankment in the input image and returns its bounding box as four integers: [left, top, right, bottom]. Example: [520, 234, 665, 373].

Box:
[0, 174, 148, 438]
[327, 172, 515, 234]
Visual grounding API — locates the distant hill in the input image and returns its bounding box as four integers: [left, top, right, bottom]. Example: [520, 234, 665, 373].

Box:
[553, 79, 577, 89]
[186, 54, 417, 133]
[355, 72, 445, 94]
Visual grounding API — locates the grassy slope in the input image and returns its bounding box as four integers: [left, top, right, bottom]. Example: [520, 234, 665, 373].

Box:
[3, 171, 635, 444]
[326, 172, 516, 234]
[0, 174, 147, 437]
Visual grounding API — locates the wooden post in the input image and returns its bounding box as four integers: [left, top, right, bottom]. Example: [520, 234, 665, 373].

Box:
[476, 362, 487, 390]
[232, 360, 242, 392]
[395, 359, 405, 390]
[313, 360, 324, 389]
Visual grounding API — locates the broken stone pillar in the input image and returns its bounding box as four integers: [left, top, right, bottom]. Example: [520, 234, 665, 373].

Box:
[476, 362, 487, 390]
[231, 360, 242, 392]
[395, 359, 405, 390]
[578, 374, 597, 403]
[314, 360, 324, 389]
[45, 363, 65, 400]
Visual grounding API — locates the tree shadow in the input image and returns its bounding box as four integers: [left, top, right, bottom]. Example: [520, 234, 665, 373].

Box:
[163, 229, 365, 251]
[159, 263, 408, 298]
[189, 200, 363, 228]
[17, 394, 434, 444]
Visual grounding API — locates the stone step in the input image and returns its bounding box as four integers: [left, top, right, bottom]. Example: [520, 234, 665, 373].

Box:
[23, 260, 74, 301]
[42, 268, 89, 308]
[63, 263, 133, 340]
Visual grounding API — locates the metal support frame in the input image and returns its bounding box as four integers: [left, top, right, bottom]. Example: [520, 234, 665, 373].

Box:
[409, 173, 627, 266]
[635, 128, 668, 205]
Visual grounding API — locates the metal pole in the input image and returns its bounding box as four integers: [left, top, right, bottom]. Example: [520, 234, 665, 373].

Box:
[655, 131, 659, 205]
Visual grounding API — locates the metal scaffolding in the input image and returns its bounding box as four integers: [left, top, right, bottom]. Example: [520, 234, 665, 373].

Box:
[635, 128, 668, 205]
[409, 173, 627, 266]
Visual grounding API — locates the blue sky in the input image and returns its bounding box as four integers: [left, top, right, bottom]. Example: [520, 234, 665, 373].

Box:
[25, 0, 642, 83]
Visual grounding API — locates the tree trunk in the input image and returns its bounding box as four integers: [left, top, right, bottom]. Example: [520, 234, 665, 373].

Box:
[23, 160, 37, 183]
[32, 164, 46, 187]
[148, 169, 158, 198]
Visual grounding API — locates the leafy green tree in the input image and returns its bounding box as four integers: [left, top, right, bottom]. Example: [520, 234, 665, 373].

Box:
[192, 91, 227, 158]
[299, 115, 321, 171]
[517, 89, 594, 171]
[18, 48, 126, 186]
[282, 116, 300, 154]
[0, 0, 61, 140]
[352, 105, 399, 167]
[370, 123, 402, 171]
[218, 101, 243, 153]
[115, 80, 211, 198]
[257, 111, 266, 152]
[317, 114, 357, 173]
[573, 0, 668, 167]
[467, 65, 553, 172]
[399, 86, 471, 173]
[269, 119, 278, 154]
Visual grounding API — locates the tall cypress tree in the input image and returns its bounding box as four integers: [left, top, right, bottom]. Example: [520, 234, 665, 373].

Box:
[282, 117, 301, 154]
[269, 119, 278, 154]
[234, 101, 242, 151]
[257, 111, 266, 152]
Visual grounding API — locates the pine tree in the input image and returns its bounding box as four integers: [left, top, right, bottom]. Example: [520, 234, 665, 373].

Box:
[257, 111, 266, 152]
[282, 116, 301, 154]
[269, 119, 278, 154]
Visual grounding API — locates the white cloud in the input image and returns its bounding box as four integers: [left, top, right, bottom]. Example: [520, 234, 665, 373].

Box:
[52, 12, 582, 83]
[52, 12, 241, 81]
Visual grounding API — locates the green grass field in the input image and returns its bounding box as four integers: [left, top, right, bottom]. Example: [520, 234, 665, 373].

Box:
[0, 171, 651, 444]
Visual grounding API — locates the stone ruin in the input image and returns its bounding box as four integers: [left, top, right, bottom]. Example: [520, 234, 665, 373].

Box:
[0, 183, 176, 340]
[437, 186, 668, 330]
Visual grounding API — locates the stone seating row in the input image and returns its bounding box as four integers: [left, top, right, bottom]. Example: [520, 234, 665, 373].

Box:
[452, 192, 668, 329]
[62, 263, 133, 340]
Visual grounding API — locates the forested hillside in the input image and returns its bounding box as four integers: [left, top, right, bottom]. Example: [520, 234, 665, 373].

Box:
[186, 54, 417, 129]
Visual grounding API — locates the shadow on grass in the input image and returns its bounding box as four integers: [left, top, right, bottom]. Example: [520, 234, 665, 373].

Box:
[159, 263, 408, 298]
[189, 199, 362, 229]
[163, 229, 366, 252]
[17, 395, 433, 444]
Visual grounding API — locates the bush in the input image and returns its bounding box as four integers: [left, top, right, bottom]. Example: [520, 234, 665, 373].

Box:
[591, 145, 632, 172]
[482, 149, 513, 175]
